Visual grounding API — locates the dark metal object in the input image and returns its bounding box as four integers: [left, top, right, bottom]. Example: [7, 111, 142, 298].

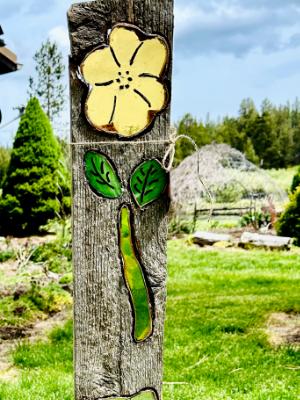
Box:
[0, 24, 21, 126]
[0, 26, 5, 47]
[0, 25, 21, 75]
[0, 47, 19, 75]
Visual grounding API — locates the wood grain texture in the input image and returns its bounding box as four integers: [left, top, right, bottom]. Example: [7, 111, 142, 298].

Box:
[68, 1, 173, 399]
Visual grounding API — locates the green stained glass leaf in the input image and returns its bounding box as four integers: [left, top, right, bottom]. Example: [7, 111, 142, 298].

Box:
[119, 205, 153, 342]
[130, 159, 168, 208]
[84, 151, 122, 199]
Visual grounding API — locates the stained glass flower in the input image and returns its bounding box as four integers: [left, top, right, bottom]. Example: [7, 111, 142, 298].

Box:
[80, 24, 169, 137]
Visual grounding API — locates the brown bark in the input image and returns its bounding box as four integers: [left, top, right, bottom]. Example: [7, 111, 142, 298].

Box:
[68, 1, 173, 399]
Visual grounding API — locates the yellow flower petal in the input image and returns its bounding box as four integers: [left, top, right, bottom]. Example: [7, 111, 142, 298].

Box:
[80, 24, 170, 137]
[85, 86, 117, 132]
[113, 90, 150, 136]
[81, 47, 119, 85]
[131, 37, 168, 77]
[109, 26, 141, 67]
[134, 77, 167, 111]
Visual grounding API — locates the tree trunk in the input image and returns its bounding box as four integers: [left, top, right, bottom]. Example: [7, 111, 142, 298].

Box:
[68, 1, 173, 399]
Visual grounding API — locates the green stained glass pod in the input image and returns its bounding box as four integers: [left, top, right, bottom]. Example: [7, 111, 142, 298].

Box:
[119, 204, 153, 342]
[84, 151, 122, 199]
[130, 159, 168, 208]
[109, 389, 157, 400]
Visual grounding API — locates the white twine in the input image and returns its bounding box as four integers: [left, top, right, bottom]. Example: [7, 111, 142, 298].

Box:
[70, 130, 214, 220]
[69, 139, 172, 146]
[162, 130, 214, 221]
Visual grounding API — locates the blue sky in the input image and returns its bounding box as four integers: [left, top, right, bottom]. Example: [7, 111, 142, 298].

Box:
[1, 0, 300, 145]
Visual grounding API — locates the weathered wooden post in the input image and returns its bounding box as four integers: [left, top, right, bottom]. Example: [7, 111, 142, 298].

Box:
[68, 1, 173, 399]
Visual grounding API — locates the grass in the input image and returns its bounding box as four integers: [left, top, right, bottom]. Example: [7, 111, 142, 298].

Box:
[0, 321, 73, 400]
[267, 166, 298, 193]
[163, 241, 300, 399]
[0, 241, 300, 399]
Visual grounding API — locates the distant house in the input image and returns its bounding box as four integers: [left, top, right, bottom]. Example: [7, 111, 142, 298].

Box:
[0, 25, 20, 75]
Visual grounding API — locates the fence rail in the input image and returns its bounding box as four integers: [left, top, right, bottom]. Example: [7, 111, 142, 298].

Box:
[195, 206, 252, 217]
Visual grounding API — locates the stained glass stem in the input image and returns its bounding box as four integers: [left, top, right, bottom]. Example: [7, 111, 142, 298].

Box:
[119, 204, 153, 342]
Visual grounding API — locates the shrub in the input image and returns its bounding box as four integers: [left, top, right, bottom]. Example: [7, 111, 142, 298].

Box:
[30, 240, 72, 273]
[277, 186, 300, 245]
[210, 182, 242, 204]
[291, 166, 300, 193]
[0, 98, 70, 236]
[0, 249, 15, 263]
[240, 211, 271, 230]
[168, 218, 194, 236]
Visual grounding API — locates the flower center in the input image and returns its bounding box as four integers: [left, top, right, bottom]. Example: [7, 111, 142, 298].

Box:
[116, 70, 133, 90]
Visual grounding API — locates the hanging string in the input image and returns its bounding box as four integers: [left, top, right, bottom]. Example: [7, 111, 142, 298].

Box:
[162, 130, 214, 222]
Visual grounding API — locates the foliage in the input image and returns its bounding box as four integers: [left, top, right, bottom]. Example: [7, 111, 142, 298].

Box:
[0, 249, 15, 263]
[168, 218, 194, 236]
[0, 98, 71, 236]
[0, 281, 71, 328]
[213, 182, 242, 204]
[266, 167, 298, 193]
[176, 97, 300, 169]
[59, 273, 73, 285]
[25, 281, 67, 315]
[174, 114, 211, 166]
[1, 244, 300, 399]
[0, 146, 11, 188]
[30, 239, 72, 274]
[240, 210, 271, 230]
[277, 186, 300, 245]
[291, 165, 300, 193]
[28, 39, 65, 122]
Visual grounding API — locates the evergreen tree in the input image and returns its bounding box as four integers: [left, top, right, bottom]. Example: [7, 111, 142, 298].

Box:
[275, 105, 294, 167]
[251, 100, 280, 168]
[174, 114, 211, 166]
[0, 147, 11, 187]
[0, 98, 70, 236]
[174, 97, 300, 168]
[291, 99, 300, 164]
[28, 39, 65, 122]
[238, 98, 258, 137]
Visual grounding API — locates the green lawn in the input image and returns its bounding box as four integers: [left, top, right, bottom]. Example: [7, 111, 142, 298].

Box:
[267, 167, 298, 193]
[1, 241, 300, 399]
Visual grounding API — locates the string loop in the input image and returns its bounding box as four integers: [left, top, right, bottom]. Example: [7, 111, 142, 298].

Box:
[163, 129, 214, 221]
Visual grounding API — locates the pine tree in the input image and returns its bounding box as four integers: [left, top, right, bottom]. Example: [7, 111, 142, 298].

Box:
[0, 98, 70, 236]
[174, 114, 211, 166]
[0, 147, 11, 187]
[28, 39, 65, 122]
